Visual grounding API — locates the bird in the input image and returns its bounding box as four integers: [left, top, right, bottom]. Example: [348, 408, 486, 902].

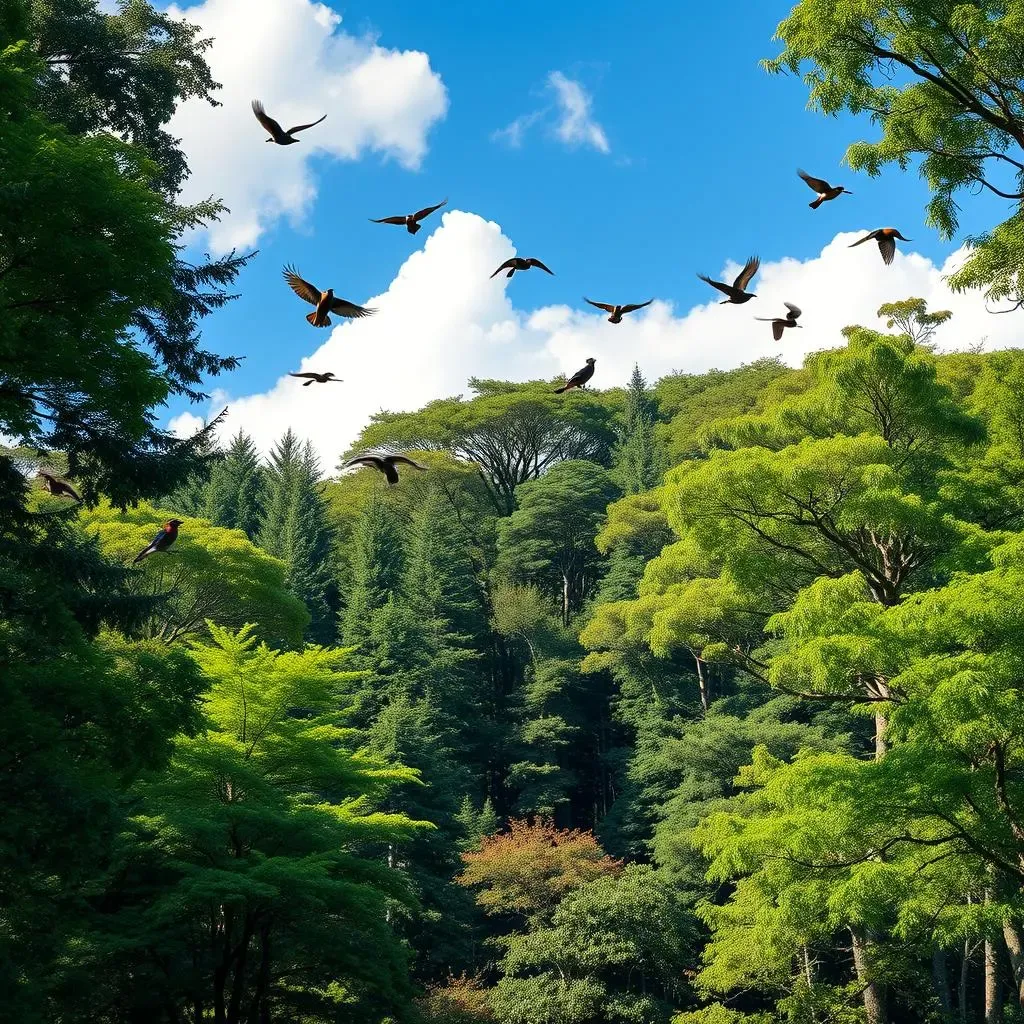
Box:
[848, 228, 913, 266]
[583, 298, 653, 324]
[797, 169, 853, 209]
[283, 265, 375, 327]
[251, 100, 326, 145]
[343, 454, 429, 485]
[37, 470, 81, 501]
[289, 371, 343, 386]
[755, 302, 803, 340]
[698, 256, 760, 304]
[133, 519, 184, 564]
[490, 257, 554, 279]
[554, 358, 596, 394]
[370, 199, 448, 235]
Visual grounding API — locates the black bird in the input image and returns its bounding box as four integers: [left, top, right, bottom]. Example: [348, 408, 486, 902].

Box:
[289, 371, 343, 386]
[370, 198, 448, 234]
[344, 454, 428, 485]
[490, 257, 554, 279]
[37, 470, 81, 501]
[755, 302, 803, 340]
[251, 100, 326, 145]
[133, 519, 184, 564]
[698, 256, 760, 304]
[584, 298, 653, 324]
[797, 169, 852, 209]
[554, 357, 596, 394]
[849, 228, 913, 266]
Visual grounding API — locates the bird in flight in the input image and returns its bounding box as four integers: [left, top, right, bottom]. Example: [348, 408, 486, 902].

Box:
[289, 371, 343, 386]
[344, 454, 429, 485]
[797, 169, 852, 209]
[490, 257, 554, 279]
[283, 266, 375, 327]
[755, 302, 803, 340]
[554, 358, 596, 394]
[37, 470, 81, 501]
[584, 298, 653, 324]
[251, 100, 326, 145]
[133, 519, 184, 564]
[848, 228, 912, 266]
[698, 256, 760, 304]
[370, 199, 448, 235]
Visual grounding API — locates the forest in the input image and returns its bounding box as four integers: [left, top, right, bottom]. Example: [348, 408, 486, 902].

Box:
[7, 1, 1024, 1022]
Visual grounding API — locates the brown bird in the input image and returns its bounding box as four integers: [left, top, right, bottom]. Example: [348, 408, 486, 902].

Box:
[755, 302, 803, 341]
[848, 228, 913, 266]
[344, 454, 428, 485]
[490, 257, 554, 279]
[370, 198, 447, 234]
[698, 256, 760, 304]
[584, 298, 653, 324]
[554, 357, 596, 394]
[797, 169, 853, 209]
[289, 372, 343, 386]
[37, 470, 81, 502]
[251, 100, 326, 145]
[283, 265, 375, 327]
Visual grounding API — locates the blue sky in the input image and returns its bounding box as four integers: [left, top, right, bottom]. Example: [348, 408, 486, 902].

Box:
[161, 0, 1013, 464]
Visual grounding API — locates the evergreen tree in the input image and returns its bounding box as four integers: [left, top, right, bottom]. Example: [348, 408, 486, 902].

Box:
[341, 496, 406, 644]
[615, 364, 661, 495]
[204, 430, 264, 539]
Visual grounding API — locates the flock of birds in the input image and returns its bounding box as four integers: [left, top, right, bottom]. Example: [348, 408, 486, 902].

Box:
[32, 99, 915, 564]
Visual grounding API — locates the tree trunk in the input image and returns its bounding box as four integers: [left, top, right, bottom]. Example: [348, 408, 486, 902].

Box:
[932, 947, 952, 1016]
[1003, 921, 1024, 1007]
[985, 934, 1002, 1023]
[227, 922, 252, 1024]
[248, 923, 271, 1024]
[851, 928, 887, 1024]
[874, 712, 888, 760]
[960, 940, 973, 1024]
[561, 573, 570, 628]
[694, 656, 709, 713]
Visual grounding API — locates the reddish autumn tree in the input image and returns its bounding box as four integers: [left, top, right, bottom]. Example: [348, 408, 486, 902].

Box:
[417, 974, 495, 1023]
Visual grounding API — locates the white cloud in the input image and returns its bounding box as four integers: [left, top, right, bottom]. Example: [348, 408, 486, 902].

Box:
[491, 110, 545, 149]
[492, 71, 608, 154]
[165, 0, 448, 253]
[175, 212, 1022, 469]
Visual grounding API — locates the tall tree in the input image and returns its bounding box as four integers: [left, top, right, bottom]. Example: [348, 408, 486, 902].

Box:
[615, 364, 661, 494]
[204, 431, 265, 539]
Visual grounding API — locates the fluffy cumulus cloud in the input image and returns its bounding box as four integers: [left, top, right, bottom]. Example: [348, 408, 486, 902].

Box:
[170, 211, 1021, 469]
[165, 0, 448, 253]
[492, 72, 608, 153]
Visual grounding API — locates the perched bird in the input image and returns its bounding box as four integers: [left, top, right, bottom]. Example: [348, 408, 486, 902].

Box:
[755, 302, 803, 340]
[37, 470, 81, 502]
[251, 100, 326, 145]
[344, 454, 428, 485]
[797, 169, 853, 209]
[283, 265, 375, 327]
[289, 371, 343, 386]
[848, 228, 913, 266]
[554, 357, 596, 394]
[698, 256, 760, 304]
[490, 257, 554, 279]
[133, 519, 184, 564]
[370, 198, 448, 234]
[584, 297, 653, 324]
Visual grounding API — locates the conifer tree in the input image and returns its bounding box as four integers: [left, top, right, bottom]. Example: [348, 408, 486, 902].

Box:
[614, 364, 661, 495]
[341, 496, 406, 644]
[203, 430, 264, 539]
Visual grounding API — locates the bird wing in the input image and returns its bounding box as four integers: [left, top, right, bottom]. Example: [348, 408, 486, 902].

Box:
[698, 274, 736, 298]
[149, 528, 169, 548]
[251, 100, 286, 141]
[412, 198, 447, 221]
[620, 299, 654, 314]
[285, 113, 327, 135]
[877, 235, 896, 265]
[528, 258, 554, 274]
[328, 297, 376, 319]
[370, 216, 408, 225]
[733, 256, 760, 292]
[282, 265, 322, 306]
[388, 455, 428, 471]
[784, 302, 802, 319]
[345, 456, 384, 470]
[584, 298, 616, 313]
[772, 321, 785, 341]
[797, 168, 830, 193]
[289, 372, 319, 380]
[491, 259, 517, 278]
[848, 233, 873, 248]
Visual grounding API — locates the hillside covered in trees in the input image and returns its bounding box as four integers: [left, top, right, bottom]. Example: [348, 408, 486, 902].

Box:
[9, 1, 1024, 1023]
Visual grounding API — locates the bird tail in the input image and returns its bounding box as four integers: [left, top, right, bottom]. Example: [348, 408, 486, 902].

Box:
[306, 312, 331, 327]
[553, 385, 568, 394]
[408, 222, 421, 234]
[809, 197, 823, 210]
[506, 269, 515, 278]
[133, 548, 152, 565]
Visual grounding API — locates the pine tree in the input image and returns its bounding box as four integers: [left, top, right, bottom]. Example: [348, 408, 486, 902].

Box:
[615, 364, 661, 495]
[204, 430, 264, 539]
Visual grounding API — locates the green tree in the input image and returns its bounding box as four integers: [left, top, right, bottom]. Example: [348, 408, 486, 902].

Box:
[204, 430, 266, 539]
[615, 364, 662, 495]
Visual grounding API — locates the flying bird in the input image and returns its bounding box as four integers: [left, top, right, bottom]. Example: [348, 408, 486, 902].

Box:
[289, 371, 343, 386]
[848, 228, 913, 266]
[251, 100, 326, 145]
[370, 198, 448, 234]
[37, 470, 81, 502]
[344, 454, 428, 485]
[797, 169, 853, 209]
[755, 302, 803, 341]
[698, 256, 760, 304]
[490, 257, 554, 279]
[133, 519, 184, 564]
[584, 298, 653, 324]
[554, 357, 596, 394]
[283, 265, 375, 327]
